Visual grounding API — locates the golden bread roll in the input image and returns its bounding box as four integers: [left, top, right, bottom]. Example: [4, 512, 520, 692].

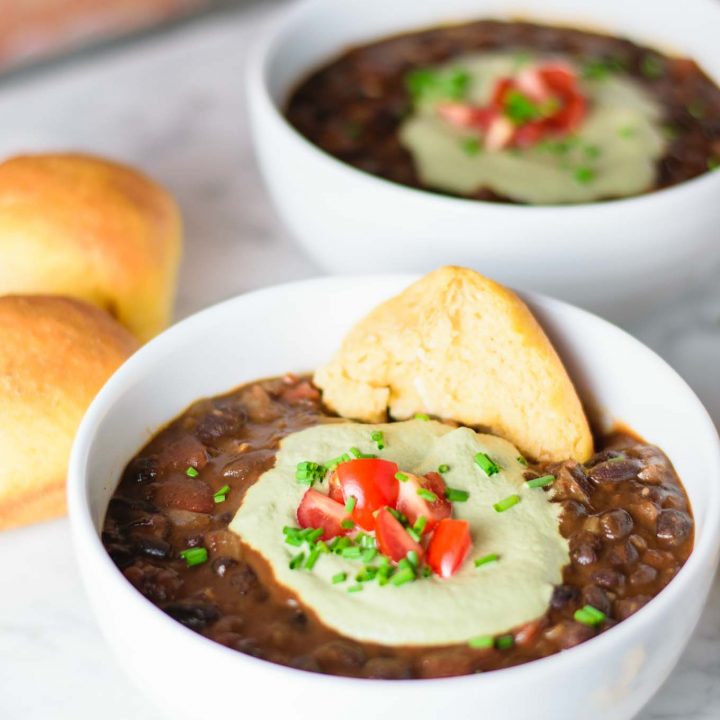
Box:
[0, 153, 181, 342]
[0, 295, 139, 531]
[314, 267, 593, 463]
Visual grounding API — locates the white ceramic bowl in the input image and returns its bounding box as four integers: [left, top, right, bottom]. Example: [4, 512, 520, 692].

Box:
[248, 0, 720, 321]
[69, 275, 720, 720]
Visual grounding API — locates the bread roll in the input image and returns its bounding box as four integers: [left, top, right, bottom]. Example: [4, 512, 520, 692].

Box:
[0, 295, 138, 531]
[0, 153, 181, 342]
[314, 267, 593, 463]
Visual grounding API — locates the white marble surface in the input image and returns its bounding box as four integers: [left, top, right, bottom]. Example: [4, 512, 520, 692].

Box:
[0, 2, 718, 718]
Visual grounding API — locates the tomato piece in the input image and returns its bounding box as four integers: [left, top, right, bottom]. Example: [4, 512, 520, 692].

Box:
[374, 507, 424, 564]
[296, 488, 349, 540]
[327, 470, 344, 503]
[396, 472, 451, 534]
[437, 102, 495, 131]
[514, 618, 547, 648]
[427, 519, 473, 578]
[538, 63, 577, 95]
[336, 458, 399, 530]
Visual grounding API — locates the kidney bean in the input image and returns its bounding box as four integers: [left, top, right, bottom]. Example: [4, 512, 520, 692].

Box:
[656, 509, 692, 547]
[600, 509, 634, 540]
[205, 530, 243, 560]
[156, 435, 208, 472]
[196, 409, 243, 445]
[154, 477, 214, 514]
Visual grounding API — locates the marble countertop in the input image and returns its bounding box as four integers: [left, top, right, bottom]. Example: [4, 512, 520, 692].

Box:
[0, 2, 717, 718]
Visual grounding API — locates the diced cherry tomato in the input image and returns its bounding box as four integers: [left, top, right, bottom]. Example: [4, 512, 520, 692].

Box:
[514, 618, 547, 648]
[538, 63, 577, 95]
[427, 519, 473, 578]
[296, 488, 349, 540]
[437, 102, 495, 131]
[516, 67, 550, 102]
[327, 471, 344, 503]
[336, 459, 399, 531]
[396, 472, 451, 534]
[374, 507, 424, 564]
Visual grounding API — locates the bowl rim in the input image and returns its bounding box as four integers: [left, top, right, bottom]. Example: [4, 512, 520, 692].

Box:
[247, 0, 720, 214]
[68, 274, 720, 690]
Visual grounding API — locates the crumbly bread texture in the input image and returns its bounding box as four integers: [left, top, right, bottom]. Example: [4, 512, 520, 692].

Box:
[0, 153, 182, 342]
[0, 295, 138, 531]
[314, 267, 593, 463]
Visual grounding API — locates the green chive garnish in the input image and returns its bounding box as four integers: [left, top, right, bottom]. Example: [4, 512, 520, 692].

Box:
[395, 472, 409, 482]
[341, 546, 363, 560]
[438, 464, 450, 473]
[332, 572, 347, 584]
[574, 604, 606, 626]
[516, 456, 528, 467]
[494, 495, 521, 513]
[461, 137, 482, 156]
[406, 550, 419, 567]
[417, 488, 438, 502]
[348, 447, 362, 458]
[213, 485, 230, 503]
[305, 547, 321, 570]
[475, 553, 499, 568]
[391, 568, 416, 586]
[345, 496, 357, 513]
[179, 547, 207, 567]
[370, 431, 385, 450]
[413, 516, 427, 535]
[526, 474, 555, 489]
[407, 527, 421, 543]
[295, 460, 326, 485]
[307, 528, 323, 543]
[340, 519, 355, 530]
[475, 452, 500, 476]
[496, 635, 515, 650]
[414, 413, 430, 421]
[446, 487, 469, 503]
[289, 552, 305, 570]
[361, 548, 377, 563]
[468, 635, 494, 649]
[185, 466, 199, 478]
[347, 584, 363, 593]
[574, 166, 595, 184]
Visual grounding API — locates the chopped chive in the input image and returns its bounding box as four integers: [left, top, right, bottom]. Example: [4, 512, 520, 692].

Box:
[417, 488, 438, 502]
[406, 550, 419, 567]
[584, 144, 601, 159]
[213, 485, 231, 503]
[398, 558, 413, 573]
[526, 474, 555, 489]
[496, 635, 515, 650]
[618, 126, 635, 138]
[438, 464, 450, 473]
[340, 519, 356, 530]
[361, 548, 377, 563]
[414, 413, 430, 421]
[446, 487, 469, 503]
[377, 565, 393, 586]
[461, 137, 482, 156]
[345, 496, 357, 513]
[413, 516, 427, 535]
[295, 460, 325, 486]
[391, 568, 416, 586]
[307, 528, 324, 543]
[316, 541, 329, 554]
[422, 566, 432, 578]
[356, 566, 378, 583]
[349, 447, 362, 458]
[395, 472, 409, 482]
[283, 535, 303, 547]
[341, 546, 363, 560]
[370, 431, 385, 450]
[468, 635, 494, 649]
[179, 547, 207, 567]
[475, 553, 500, 568]
[388, 508, 408, 524]
[356, 533, 376, 549]
[332, 572, 347, 584]
[289, 552, 305, 570]
[516, 456, 528, 467]
[574, 166, 595, 184]
[494, 494, 521, 513]
[574, 604, 606, 626]
[185, 466, 199, 478]
[407, 527, 421, 543]
[305, 547, 321, 570]
[347, 584, 363, 593]
[475, 452, 501, 476]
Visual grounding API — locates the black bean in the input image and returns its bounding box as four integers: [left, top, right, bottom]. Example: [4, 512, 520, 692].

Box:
[581, 585, 612, 616]
[123, 563, 182, 603]
[363, 657, 413, 679]
[591, 569, 625, 591]
[417, 650, 475, 679]
[126, 456, 159, 484]
[196, 410, 242, 445]
[290, 656, 322, 673]
[551, 584, 580, 609]
[229, 565, 258, 595]
[587, 458, 643, 484]
[600, 509, 634, 540]
[212, 556, 238, 577]
[629, 564, 658, 587]
[135, 537, 171, 560]
[656, 509, 692, 547]
[314, 641, 367, 670]
[551, 461, 593, 503]
[608, 540, 640, 568]
[164, 600, 219, 630]
[614, 595, 651, 621]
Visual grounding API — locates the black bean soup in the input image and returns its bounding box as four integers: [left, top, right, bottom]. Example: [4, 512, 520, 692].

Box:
[286, 20, 720, 203]
[103, 374, 694, 679]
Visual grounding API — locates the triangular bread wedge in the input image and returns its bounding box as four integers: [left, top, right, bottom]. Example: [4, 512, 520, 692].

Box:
[314, 267, 593, 462]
